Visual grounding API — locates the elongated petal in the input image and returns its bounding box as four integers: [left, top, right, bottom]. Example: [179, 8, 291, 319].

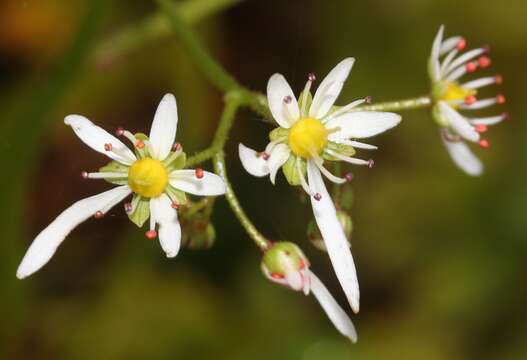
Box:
[430, 25, 444, 81]
[309, 271, 358, 342]
[307, 161, 360, 313]
[238, 143, 270, 177]
[327, 111, 401, 140]
[150, 194, 181, 258]
[268, 144, 290, 185]
[267, 74, 300, 128]
[438, 102, 479, 142]
[310, 58, 354, 119]
[16, 186, 131, 279]
[64, 115, 136, 165]
[149, 94, 178, 161]
[169, 170, 226, 196]
[441, 135, 483, 176]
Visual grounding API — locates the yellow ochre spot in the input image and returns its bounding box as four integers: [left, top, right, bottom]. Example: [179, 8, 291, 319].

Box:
[128, 158, 168, 198]
[288, 117, 328, 159]
[441, 82, 477, 106]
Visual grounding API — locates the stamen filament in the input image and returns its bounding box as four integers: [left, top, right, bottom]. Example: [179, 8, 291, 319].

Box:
[296, 157, 313, 195]
[87, 172, 128, 179]
[324, 149, 369, 166]
[313, 157, 346, 184]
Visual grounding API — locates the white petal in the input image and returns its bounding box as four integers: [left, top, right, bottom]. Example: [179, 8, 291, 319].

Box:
[440, 36, 462, 55]
[169, 170, 226, 196]
[438, 102, 479, 142]
[267, 74, 300, 128]
[309, 271, 358, 342]
[444, 48, 486, 77]
[150, 194, 181, 258]
[310, 58, 354, 119]
[64, 115, 136, 165]
[441, 135, 483, 176]
[149, 94, 178, 161]
[16, 186, 131, 279]
[268, 144, 290, 185]
[327, 111, 401, 140]
[430, 25, 444, 81]
[238, 143, 270, 177]
[307, 162, 360, 313]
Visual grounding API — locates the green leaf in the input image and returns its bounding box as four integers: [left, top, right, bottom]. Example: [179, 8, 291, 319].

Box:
[165, 152, 187, 172]
[323, 141, 356, 161]
[269, 127, 289, 142]
[99, 161, 129, 185]
[282, 155, 305, 186]
[128, 195, 150, 227]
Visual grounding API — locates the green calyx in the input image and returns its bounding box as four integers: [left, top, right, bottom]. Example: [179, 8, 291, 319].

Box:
[262, 242, 308, 276]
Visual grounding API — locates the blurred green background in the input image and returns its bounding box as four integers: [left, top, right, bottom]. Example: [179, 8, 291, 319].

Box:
[1, 0, 526, 359]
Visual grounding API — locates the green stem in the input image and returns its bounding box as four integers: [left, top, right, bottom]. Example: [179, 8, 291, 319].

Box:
[156, 0, 241, 93]
[93, 0, 243, 66]
[351, 96, 432, 112]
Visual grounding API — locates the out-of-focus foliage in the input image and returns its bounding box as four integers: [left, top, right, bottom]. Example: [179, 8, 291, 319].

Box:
[1, 0, 526, 359]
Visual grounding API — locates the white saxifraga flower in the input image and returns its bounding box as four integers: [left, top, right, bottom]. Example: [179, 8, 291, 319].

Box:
[261, 242, 357, 342]
[239, 58, 401, 313]
[17, 94, 226, 279]
[429, 25, 507, 176]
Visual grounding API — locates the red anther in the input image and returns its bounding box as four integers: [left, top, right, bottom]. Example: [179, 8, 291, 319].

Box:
[478, 56, 491, 68]
[475, 124, 488, 133]
[104, 143, 113, 151]
[502, 112, 510, 121]
[365, 95, 373, 104]
[299, 259, 306, 269]
[195, 168, 204, 179]
[271, 273, 285, 280]
[479, 139, 490, 149]
[172, 142, 182, 151]
[124, 202, 133, 213]
[283, 95, 292, 104]
[81, 171, 88, 179]
[94, 211, 104, 219]
[456, 38, 467, 51]
[115, 127, 125, 136]
[495, 75, 503, 85]
[145, 230, 157, 239]
[496, 94, 506, 104]
[465, 95, 477, 105]
[313, 193, 322, 201]
[135, 140, 145, 149]
[171, 202, 180, 209]
[261, 152, 270, 160]
[367, 159, 375, 168]
[466, 62, 478, 73]
[308, 73, 316, 81]
[345, 172, 354, 182]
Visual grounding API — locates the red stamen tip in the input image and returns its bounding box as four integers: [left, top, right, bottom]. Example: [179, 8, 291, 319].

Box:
[365, 95, 373, 104]
[104, 143, 113, 151]
[496, 94, 506, 104]
[135, 140, 145, 149]
[478, 56, 491, 68]
[345, 172, 354, 182]
[465, 95, 477, 105]
[367, 159, 375, 168]
[479, 139, 490, 149]
[81, 171, 88, 179]
[195, 168, 204, 179]
[495, 75, 503, 85]
[271, 273, 285, 280]
[283, 96, 292, 104]
[115, 127, 124, 136]
[313, 193, 322, 201]
[94, 211, 104, 219]
[124, 202, 133, 213]
[466, 62, 478, 73]
[456, 38, 466, 51]
[475, 124, 488, 133]
[171, 202, 180, 209]
[262, 152, 270, 160]
[145, 230, 157, 239]
[502, 112, 510, 121]
[308, 73, 316, 81]
[172, 142, 182, 151]
[299, 259, 306, 269]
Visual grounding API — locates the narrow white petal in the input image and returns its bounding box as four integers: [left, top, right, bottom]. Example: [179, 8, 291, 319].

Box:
[307, 162, 360, 313]
[327, 111, 401, 140]
[238, 143, 270, 177]
[151, 194, 181, 258]
[16, 186, 131, 279]
[461, 76, 498, 90]
[64, 115, 136, 165]
[310, 58, 355, 119]
[430, 25, 444, 81]
[268, 144, 290, 185]
[309, 271, 358, 342]
[459, 98, 498, 110]
[440, 36, 462, 55]
[470, 114, 506, 126]
[444, 48, 486, 76]
[441, 135, 483, 176]
[267, 74, 300, 128]
[439, 49, 459, 76]
[169, 170, 226, 196]
[149, 94, 178, 161]
[438, 102, 479, 142]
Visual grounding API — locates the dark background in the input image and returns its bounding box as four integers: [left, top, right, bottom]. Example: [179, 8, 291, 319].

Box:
[1, 0, 525, 358]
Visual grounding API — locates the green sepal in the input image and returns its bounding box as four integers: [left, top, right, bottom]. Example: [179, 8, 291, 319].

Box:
[322, 141, 356, 161]
[432, 104, 449, 127]
[282, 155, 306, 186]
[269, 127, 289, 142]
[99, 161, 129, 185]
[128, 195, 150, 228]
[297, 90, 313, 116]
[165, 152, 187, 173]
[165, 185, 188, 206]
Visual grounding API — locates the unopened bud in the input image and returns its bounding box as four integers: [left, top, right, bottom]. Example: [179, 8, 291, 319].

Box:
[308, 210, 352, 252]
[261, 242, 310, 292]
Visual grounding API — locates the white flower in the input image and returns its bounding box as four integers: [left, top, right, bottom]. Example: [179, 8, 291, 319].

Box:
[239, 58, 401, 313]
[261, 242, 357, 342]
[429, 25, 507, 176]
[17, 94, 226, 279]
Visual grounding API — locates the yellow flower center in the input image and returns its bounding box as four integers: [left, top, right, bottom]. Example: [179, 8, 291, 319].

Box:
[288, 117, 328, 159]
[128, 158, 168, 198]
[440, 82, 477, 106]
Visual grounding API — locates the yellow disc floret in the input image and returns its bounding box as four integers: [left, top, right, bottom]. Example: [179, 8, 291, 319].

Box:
[288, 117, 328, 159]
[128, 158, 168, 198]
[439, 82, 477, 106]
